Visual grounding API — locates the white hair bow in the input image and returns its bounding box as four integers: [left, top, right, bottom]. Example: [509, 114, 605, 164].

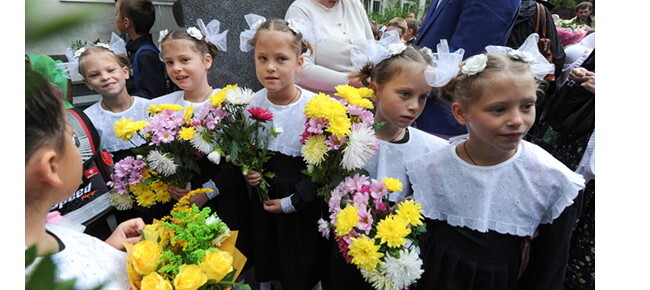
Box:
[485, 33, 554, 80]
[197, 18, 229, 52]
[239, 13, 325, 53]
[95, 32, 128, 56]
[424, 39, 465, 87]
[239, 13, 267, 52]
[350, 29, 405, 70]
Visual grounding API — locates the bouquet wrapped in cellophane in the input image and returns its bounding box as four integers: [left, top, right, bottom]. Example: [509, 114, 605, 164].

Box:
[300, 85, 380, 198]
[318, 174, 426, 290]
[125, 188, 249, 290]
[108, 104, 206, 210]
[191, 84, 279, 201]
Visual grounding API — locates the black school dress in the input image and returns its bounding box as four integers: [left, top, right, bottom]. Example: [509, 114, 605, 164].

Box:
[413, 219, 523, 290]
[251, 153, 327, 290]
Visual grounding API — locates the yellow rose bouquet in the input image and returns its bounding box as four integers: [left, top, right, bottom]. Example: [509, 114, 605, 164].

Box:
[300, 85, 380, 198]
[317, 174, 426, 290]
[125, 189, 249, 290]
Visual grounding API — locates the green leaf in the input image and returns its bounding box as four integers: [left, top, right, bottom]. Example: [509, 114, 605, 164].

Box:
[25, 245, 37, 267]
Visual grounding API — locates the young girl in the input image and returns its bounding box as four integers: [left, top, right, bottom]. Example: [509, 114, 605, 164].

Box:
[323, 32, 449, 290]
[405, 51, 586, 289]
[240, 17, 325, 290]
[25, 69, 145, 289]
[79, 46, 149, 163]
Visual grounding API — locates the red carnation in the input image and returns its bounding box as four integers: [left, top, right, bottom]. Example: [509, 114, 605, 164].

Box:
[247, 107, 274, 122]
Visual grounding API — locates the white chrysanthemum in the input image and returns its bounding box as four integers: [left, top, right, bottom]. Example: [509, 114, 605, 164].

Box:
[360, 268, 397, 290]
[207, 151, 221, 165]
[380, 249, 424, 289]
[225, 87, 255, 105]
[109, 191, 133, 211]
[189, 127, 214, 154]
[146, 150, 177, 176]
[211, 228, 231, 246]
[186, 27, 203, 40]
[341, 124, 378, 171]
[206, 215, 221, 225]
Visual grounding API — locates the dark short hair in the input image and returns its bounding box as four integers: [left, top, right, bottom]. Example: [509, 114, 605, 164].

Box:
[117, 0, 156, 35]
[25, 69, 66, 163]
[575, 1, 593, 12]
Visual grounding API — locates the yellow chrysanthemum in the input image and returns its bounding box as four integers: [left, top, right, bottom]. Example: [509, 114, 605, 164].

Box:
[184, 104, 194, 124]
[326, 115, 352, 137]
[114, 117, 148, 141]
[334, 85, 374, 109]
[304, 93, 348, 120]
[357, 87, 375, 99]
[395, 199, 424, 227]
[348, 235, 384, 271]
[179, 127, 196, 141]
[375, 215, 411, 247]
[334, 205, 359, 237]
[211, 84, 238, 107]
[135, 189, 157, 208]
[381, 177, 403, 192]
[301, 134, 328, 166]
[147, 104, 185, 115]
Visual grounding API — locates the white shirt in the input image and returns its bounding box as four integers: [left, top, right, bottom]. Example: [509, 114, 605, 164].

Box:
[43, 223, 129, 289]
[364, 127, 448, 202]
[150, 89, 220, 109]
[249, 87, 316, 157]
[406, 140, 585, 237]
[285, 0, 374, 95]
[83, 97, 149, 152]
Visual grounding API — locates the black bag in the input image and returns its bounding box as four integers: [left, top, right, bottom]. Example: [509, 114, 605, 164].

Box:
[539, 50, 595, 134]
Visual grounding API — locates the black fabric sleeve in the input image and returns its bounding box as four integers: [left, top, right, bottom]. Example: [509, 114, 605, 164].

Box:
[133, 50, 167, 99]
[289, 176, 320, 210]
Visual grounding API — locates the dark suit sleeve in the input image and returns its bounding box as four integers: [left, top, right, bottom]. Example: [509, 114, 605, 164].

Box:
[133, 50, 167, 99]
[289, 175, 320, 210]
[448, 0, 521, 56]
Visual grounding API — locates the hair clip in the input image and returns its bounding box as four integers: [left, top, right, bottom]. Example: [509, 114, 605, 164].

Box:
[158, 29, 169, 44]
[424, 39, 465, 87]
[197, 18, 229, 52]
[461, 54, 488, 76]
[186, 27, 203, 41]
[485, 33, 554, 80]
[286, 19, 301, 35]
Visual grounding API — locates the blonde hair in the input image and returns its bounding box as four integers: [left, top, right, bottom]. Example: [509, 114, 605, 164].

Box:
[349, 46, 432, 87]
[248, 18, 312, 55]
[439, 53, 539, 106]
[78, 46, 130, 77]
[160, 27, 219, 68]
[387, 17, 408, 36]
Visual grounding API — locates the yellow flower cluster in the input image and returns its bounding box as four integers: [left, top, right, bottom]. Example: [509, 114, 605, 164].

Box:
[129, 170, 172, 207]
[395, 199, 424, 227]
[301, 134, 328, 166]
[179, 127, 196, 141]
[335, 205, 360, 237]
[304, 93, 351, 137]
[349, 235, 384, 271]
[210, 84, 238, 107]
[381, 177, 403, 193]
[375, 214, 411, 247]
[183, 104, 194, 124]
[334, 85, 375, 110]
[114, 117, 148, 142]
[147, 104, 185, 115]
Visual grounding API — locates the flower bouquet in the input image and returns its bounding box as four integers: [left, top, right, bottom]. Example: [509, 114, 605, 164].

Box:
[125, 188, 249, 290]
[191, 84, 279, 201]
[318, 174, 426, 290]
[108, 104, 204, 210]
[300, 85, 380, 198]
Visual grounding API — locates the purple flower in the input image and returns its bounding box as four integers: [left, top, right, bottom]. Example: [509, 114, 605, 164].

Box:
[356, 206, 373, 235]
[306, 118, 327, 134]
[348, 105, 375, 124]
[324, 135, 346, 150]
[317, 218, 330, 238]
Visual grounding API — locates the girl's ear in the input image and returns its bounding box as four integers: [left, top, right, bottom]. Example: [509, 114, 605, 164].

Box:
[122, 65, 130, 80]
[203, 53, 213, 70]
[369, 81, 379, 102]
[451, 101, 468, 125]
[295, 55, 304, 74]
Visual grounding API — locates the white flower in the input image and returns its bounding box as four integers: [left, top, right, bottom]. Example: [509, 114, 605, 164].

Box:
[211, 228, 231, 246]
[205, 215, 220, 225]
[207, 151, 221, 165]
[187, 27, 203, 40]
[95, 42, 110, 49]
[341, 124, 378, 171]
[225, 87, 255, 105]
[146, 150, 177, 176]
[73, 47, 87, 58]
[509, 50, 536, 63]
[387, 43, 407, 56]
[251, 18, 266, 31]
[271, 126, 283, 137]
[109, 191, 133, 211]
[158, 29, 169, 43]
[360, 268, 398, 290]
[461, 53, 488, 76]
[380, 249, 424, 289]
[286, 18, 302, 34]
[189, 127, 214, 154]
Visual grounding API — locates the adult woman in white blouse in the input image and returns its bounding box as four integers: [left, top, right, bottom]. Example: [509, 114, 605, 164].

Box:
[285, 0, 374, 95]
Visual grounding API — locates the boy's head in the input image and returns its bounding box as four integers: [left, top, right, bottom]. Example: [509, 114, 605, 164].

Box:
[386, 18, 408, 39]
[404, 18, 419, 40]
[115, 0, 156, 37]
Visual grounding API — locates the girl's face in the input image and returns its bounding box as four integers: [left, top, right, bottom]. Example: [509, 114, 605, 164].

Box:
[82, 52, 129, 98]
[452, 75, 537, 155]
[371, 63, 431, 129]
[254, 30, 303, 99]
[162, 39, 212, 92]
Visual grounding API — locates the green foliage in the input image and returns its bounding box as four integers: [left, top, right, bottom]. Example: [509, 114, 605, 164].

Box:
[548, 0, 579, 10]
[25, 0, 100, 42]
[368, 0, 423, 25]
